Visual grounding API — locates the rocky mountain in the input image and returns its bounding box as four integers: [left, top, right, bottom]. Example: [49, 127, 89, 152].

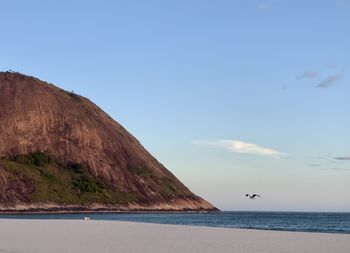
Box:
[0, 72, 217, 212]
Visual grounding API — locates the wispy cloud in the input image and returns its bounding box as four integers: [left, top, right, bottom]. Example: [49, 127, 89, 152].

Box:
[297, 71, 318, 79]
[316, 75, 341, 88]
[318, 167, 349, 171]
[193, 140, 287, 158]
[325, 63, 336, 69]
[331, 168, 349, 171]
[336, 0, 348, 7]
[257, 2, 271, 12]
[334, 156, 350, 161]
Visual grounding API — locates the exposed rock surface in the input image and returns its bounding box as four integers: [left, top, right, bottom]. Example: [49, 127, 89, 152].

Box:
[0, 72, 217, 212]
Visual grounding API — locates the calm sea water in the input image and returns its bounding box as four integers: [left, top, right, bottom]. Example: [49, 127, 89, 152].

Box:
[0, 211, 349, 234]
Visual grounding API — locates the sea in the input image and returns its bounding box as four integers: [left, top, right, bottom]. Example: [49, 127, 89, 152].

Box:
[0, 211, 349, 234]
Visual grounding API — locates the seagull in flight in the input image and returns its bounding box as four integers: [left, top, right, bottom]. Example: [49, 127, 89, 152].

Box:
[246, 194, 261, 199]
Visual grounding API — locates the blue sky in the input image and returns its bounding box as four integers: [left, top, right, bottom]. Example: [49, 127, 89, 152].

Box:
[1, 0, 349, 211]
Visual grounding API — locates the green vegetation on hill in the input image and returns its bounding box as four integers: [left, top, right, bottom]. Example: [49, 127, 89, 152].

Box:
[127, 164, 178, 197]
[161, 178, 178, 196]
[14, 152, 52, 167]
[0, 152, 139, 205]
[127, 164, 152, 178]
[68, 91, 82, 102]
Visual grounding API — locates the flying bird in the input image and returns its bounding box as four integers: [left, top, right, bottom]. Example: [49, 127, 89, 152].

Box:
[246, 194, 261, 199]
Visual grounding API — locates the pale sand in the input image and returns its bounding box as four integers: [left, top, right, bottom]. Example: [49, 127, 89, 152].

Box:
[0, 219, 349, 253]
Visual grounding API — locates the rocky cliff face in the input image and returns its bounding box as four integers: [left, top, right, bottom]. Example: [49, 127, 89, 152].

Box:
[0, 72, 216, 212]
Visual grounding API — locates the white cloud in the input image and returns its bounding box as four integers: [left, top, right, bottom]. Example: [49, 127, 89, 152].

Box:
[317, 75, 341, 88]
[297, 71, 318, 79]
[193, 140, 287, 158]
[335, 156, 350, 161]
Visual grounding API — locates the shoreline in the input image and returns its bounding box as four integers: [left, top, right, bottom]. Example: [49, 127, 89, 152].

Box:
[0, 219, 349, 253]
[1, 211, 349, 235]
[0, 209, 219, 215]
[0, 215, 349, 236]
[1, 209, 348, 214]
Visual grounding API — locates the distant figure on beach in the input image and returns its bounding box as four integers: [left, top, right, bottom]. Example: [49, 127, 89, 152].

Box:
[246, 194, 261, 199]
[84, 216, 91, 220]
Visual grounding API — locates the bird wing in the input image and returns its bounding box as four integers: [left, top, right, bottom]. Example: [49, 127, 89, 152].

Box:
[253, 194, 261, 197]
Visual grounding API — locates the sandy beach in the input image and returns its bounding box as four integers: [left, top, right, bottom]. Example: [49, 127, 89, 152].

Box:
[0, 219, 349, 253]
